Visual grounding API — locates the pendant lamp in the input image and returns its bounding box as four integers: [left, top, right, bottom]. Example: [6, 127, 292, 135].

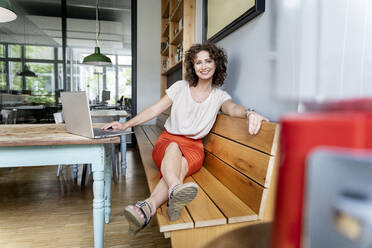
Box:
[83, 0, 112, 66]
[17, 65, 38, 77]
[16, 17, 37, 77]
[0, 0, 17, 23]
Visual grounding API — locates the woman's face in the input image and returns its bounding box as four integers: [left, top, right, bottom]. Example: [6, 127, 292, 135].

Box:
[193, 50, 216, 81]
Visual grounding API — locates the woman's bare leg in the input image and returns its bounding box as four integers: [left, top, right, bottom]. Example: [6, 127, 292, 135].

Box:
[147, 142, 188, 211]
[128, 142, 188, 218]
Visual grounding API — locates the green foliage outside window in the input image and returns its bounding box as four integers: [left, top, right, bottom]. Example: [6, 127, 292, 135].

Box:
[0, 45, 5, 58]
[9, 62, 22, 90]
[0, 62, 6, 90]
[9, 45, 21, 58]
[26, 63, 55, 105]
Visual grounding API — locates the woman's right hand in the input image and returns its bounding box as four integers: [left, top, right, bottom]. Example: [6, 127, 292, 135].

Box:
[101, 121, 128, 130]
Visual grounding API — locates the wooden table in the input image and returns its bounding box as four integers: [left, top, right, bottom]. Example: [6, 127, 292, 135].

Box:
[91, 110, 130, 175]
[0, 124, 120, 248]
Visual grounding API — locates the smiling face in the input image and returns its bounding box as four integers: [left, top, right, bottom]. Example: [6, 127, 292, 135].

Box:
[193, 50, 216, 81]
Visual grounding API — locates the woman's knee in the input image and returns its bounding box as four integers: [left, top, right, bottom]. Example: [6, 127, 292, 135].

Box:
[164, 142, 181, 156]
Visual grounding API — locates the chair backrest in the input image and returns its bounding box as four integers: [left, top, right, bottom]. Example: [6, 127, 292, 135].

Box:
[1, 109, 17, 124]
[53, 112, 64, 124]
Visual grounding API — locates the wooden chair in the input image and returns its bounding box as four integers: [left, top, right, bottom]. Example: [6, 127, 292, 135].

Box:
[1, 109, 17, 124]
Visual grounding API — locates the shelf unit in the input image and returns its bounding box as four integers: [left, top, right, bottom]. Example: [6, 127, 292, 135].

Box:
[160, 0, 195, 96]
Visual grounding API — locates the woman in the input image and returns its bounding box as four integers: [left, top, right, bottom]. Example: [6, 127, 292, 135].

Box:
[102, 43, 268, 235]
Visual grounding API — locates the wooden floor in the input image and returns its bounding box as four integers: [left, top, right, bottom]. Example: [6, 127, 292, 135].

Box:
[0, 148, 171, 248]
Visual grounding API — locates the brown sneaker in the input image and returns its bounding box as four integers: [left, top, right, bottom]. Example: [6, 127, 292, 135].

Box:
[167, 182, 198, 221]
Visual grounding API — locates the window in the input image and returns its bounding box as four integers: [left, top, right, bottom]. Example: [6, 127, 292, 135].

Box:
[26, 63, 54, 95]
[0, 44, 5, 58]
[25, 63, 55, 105]
[118, 55, 131, 65]
[119, 66, 132, 98]
[8, 45, 21, 58]
[26, 46, 54, 60]
[9, 62, 22, 90]
[0, 62, 6, 90]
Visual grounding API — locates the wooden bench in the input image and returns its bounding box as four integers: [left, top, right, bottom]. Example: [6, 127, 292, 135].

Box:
[133, 111, 280, 248]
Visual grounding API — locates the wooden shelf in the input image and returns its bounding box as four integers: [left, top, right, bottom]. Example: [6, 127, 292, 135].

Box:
[162, 60, 182, 75]
[161, 45, 169, 56]
[171, 28, 183, 45]
[171, 0, 183, 22]
[160, 0, 195, 97]
[162, 22, 169, 37]
[162, 0, 170, 18]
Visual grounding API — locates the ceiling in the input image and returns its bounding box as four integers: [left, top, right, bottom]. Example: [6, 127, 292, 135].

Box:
[14, 0, 131, 22]
[0, 0, 132, 55]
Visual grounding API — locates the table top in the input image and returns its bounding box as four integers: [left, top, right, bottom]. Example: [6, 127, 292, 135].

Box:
[90, 110, 129, 118]
[3, 105, 45, 110]
[0, 123, 120, 147]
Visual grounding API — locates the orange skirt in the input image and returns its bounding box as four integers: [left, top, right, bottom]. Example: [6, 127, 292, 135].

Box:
[152, 130, 205, 177]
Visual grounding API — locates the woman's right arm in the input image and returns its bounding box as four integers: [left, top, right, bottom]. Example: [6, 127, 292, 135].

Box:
[102, 95, 173, 130]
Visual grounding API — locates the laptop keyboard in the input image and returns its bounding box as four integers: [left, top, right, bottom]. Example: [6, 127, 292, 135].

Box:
[93, 128, 123, 137]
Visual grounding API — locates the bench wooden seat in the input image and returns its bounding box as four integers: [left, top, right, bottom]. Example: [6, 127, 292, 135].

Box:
[133, 112, 280, 247]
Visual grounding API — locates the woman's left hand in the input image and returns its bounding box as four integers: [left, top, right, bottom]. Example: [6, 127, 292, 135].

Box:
[246, 111, 269, 135]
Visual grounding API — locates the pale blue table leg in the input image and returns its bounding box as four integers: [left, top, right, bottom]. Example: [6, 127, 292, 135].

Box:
[73, 164, 78, 180]
[92, 170, 105, 248]
[120, 134, 127, 175]
[119, 117, 127, 176]
[92, 145, 106, 248]
[104, 144, 112, 224]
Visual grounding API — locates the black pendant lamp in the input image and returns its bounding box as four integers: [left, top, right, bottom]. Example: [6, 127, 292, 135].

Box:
[82, 0, 112, 66]
[17, 65, 38, 77]
[0, 0, 17, 23]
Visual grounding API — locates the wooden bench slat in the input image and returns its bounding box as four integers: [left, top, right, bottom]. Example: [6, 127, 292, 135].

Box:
[192, 167, 258, 224]
[150, 125, 163, 136]
[183, 177, 227, 228]
[204, 133, 275, 187]
[203, 152, 266, 215]
[158, 203, 194, 232]
[142, 125, 160, 146]
[163, 108, 171, 116]
[134, 126, 160, 191]
[134, 126, 194, 232]
[211, 114, 280, 156]
[156, 113, 168, 129]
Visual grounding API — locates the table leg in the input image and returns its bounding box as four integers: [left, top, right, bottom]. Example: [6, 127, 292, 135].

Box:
[119, 117, 127, 176]
[120, 134, 127, 175]
[104, 144, 112, 224]
[111, 143, 118, 184]
[93, 170, 105, 248]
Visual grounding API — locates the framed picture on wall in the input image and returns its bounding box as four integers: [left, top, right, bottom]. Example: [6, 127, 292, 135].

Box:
[203, 0, 265, 43]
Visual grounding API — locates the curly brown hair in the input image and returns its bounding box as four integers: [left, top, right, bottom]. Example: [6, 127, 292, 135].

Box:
[184, 43, 227, 87]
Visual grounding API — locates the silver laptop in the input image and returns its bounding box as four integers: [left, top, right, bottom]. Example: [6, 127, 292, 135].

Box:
[61, 91, 132, 139]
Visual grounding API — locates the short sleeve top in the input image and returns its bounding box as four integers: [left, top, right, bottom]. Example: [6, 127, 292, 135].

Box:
[164, 80, 231, 139]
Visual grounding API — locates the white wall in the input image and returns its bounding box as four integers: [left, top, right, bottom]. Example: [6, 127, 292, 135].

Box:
[137, 0, 161, 124]
[196, 0, 297, 121]
[277, 0, 372, 101]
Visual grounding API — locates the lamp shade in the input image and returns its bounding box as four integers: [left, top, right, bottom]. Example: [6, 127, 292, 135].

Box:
[17, 66, 38, 77]
[83, 47, 112, 66]
[0, 0, 17, 23]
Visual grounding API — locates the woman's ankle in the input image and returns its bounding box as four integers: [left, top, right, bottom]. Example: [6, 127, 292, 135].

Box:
[168, 183, 180, 197]
[145, 198, 156, 217]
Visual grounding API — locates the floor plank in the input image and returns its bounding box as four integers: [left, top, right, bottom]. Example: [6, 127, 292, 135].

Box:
[0, 148, 171, 248]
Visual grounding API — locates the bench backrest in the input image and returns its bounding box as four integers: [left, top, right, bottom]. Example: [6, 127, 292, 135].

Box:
[205, 114, 280, 218]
